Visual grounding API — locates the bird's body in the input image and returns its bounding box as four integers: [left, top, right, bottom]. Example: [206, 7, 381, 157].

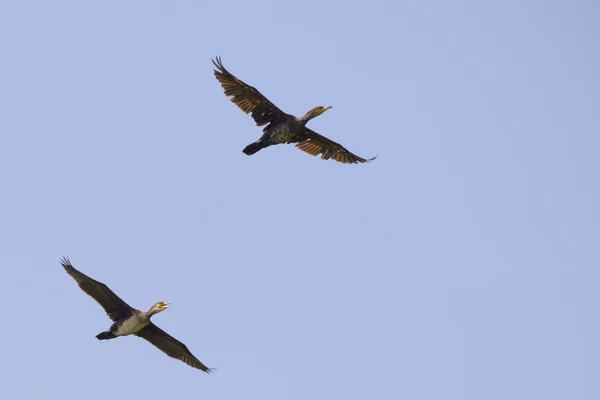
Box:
[99, 310, 149, 338]
[113, 312, 149, 336]
[213, 57, 375, 164]
[60, 257, 214, 373]
[244, 117, 305, 155]
[265, 118, 303, 144]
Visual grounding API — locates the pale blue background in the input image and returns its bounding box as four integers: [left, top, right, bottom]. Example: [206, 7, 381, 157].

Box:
[0, 1, 598, 399]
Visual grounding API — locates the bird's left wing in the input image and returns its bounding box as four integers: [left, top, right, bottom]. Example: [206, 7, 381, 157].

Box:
[136, 322, 215, 373]
[294, 127, 376, 164]
[61, 257, 133, 322]
[212, 56, 287, 127]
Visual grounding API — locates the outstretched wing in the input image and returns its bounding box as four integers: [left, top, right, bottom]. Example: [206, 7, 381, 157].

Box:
[60, 257, 133, 322]
[294, 128, 377, 164]
[212, 56, 287, 127]
[136, 322, 215, 373]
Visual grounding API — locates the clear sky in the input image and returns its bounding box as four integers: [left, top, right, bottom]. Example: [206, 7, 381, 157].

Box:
[0, 1, 598, 399]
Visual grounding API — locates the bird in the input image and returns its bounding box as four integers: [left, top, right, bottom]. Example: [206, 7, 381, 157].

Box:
[212, 56, 376, 164]
[60, 257, 214, 373]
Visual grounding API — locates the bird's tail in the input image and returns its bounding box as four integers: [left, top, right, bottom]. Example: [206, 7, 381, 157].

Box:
[96, 331, 116, 340]
[243, 140, 269, 156]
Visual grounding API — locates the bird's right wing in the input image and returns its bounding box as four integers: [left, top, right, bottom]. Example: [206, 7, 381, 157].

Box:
[294, 127, 377, 164]
[212, 56, 287, 127]
[136, 322, 215, 373]
[61, 257, 133, 322]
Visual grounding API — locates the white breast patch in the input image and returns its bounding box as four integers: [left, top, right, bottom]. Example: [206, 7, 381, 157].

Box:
[115, 317, 149, 336]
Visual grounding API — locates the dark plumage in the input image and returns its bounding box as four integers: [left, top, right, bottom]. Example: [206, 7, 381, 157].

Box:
[61, 257, 214, 373]
[212, 56, 376, 164]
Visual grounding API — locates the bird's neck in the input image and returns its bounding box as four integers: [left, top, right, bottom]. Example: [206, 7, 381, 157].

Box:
[297, 113, 316, 126]
[145, 308, 160, 318]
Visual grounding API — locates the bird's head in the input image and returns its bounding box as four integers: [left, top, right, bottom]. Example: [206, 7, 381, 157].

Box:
[302, 105, 332, 122]
[149, 301, 171, 315]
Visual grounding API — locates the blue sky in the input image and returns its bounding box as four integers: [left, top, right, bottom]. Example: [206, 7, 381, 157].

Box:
[0, 1, 598, 399]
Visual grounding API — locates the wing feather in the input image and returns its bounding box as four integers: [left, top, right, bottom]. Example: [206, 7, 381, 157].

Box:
[60, 257, 133, 322]
[136, 322, 215, 373]
[295, 128, 376, 164]
[213, 56, 287, 128]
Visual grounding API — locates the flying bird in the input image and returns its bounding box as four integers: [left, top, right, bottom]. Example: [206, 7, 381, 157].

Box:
[212, 56, 376, 164]
[60, 257, 214, 373]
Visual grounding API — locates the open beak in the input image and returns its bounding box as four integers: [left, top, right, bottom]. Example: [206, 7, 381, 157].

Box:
[162, 302, 171, 310]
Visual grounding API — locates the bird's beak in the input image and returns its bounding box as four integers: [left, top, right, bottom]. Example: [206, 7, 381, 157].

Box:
[318, 106, 332, 116]
[162, 302, 171, 310]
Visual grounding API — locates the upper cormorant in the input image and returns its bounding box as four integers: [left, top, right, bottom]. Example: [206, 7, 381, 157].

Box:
[60, 257, 214, 373]
[212, 57, 376, 164]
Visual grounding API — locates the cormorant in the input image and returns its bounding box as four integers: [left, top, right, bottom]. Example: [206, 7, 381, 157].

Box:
[60, 257, 214, 373]
[212, 57, 376, 164]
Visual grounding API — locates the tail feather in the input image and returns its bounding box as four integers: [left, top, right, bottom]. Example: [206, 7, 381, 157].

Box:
[96, 331, 116, 340]
[243, 141, 268, 156]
